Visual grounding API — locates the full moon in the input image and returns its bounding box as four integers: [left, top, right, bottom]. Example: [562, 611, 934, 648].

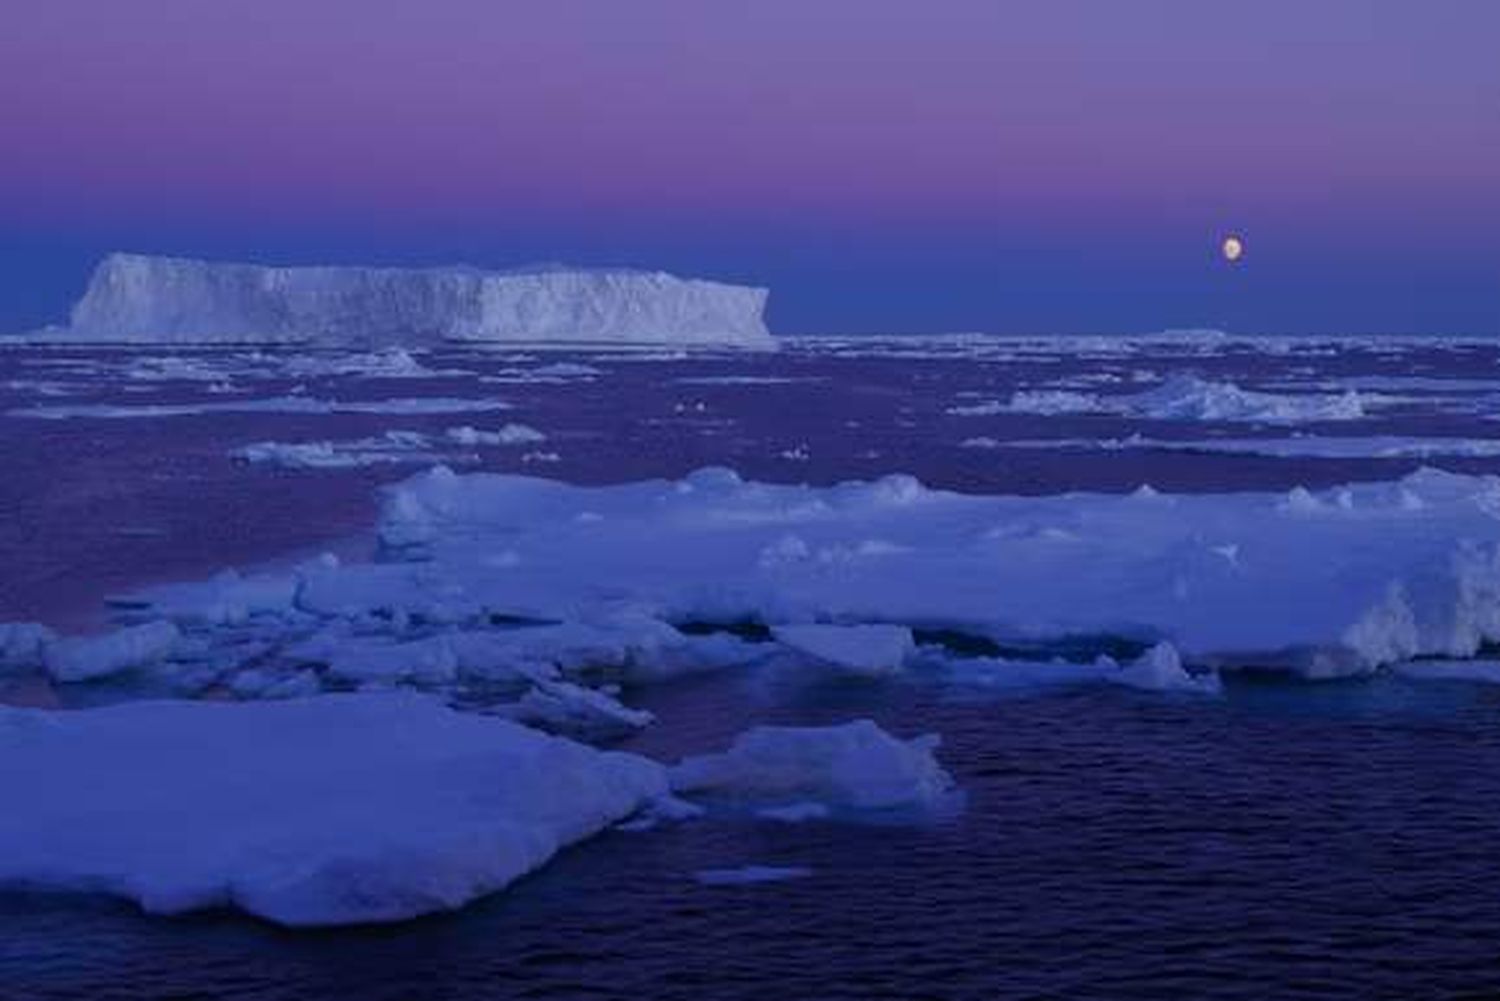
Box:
[1221, 235, 1244, 262]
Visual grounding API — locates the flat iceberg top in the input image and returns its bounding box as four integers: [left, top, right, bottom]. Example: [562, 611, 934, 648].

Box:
[38, 253, 775, 349]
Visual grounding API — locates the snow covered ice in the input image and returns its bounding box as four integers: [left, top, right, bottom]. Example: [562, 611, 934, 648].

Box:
[0, 692, 951, 925]
[33, 253, 775, 350]
[770, 623, 915, 677]
[670, 719, 954, 813]
[0, 693, 671, 926]
[44, 620, 181, 683]
[14, 332, 1500, 944]
[354, 464, 1500, 676]
[25, 462, 1500, 702]
[953, 375, 1371, 423]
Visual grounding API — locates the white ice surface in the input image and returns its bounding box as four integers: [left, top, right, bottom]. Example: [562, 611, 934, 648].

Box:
[961, 434, 1500, 460]
[39, 253, 774, 349]
[0, 693, 669, 926]
[44, 621, 181, 683]
[445, 424, 546, 446]
[920, 643, 1221, 695]
[502, 679, 657, 740]
[353, 465, 1500, 675]
[952, 376, 1370, 423]
[10, 396, 511, 420]
[232, 431, 470, 469]
[230, 425, 549, 469]
[670, 719, 953, 812]
[771, 623, 914, 677]
[39, 462, 1500, 708]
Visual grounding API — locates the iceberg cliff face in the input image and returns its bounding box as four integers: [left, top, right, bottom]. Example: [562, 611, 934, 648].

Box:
[52, 253, 774, 348]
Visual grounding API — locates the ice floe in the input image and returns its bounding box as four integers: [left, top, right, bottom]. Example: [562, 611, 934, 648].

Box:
[950, 376, 1370, 423]
[44, 620, 181, 683]
[0, 695, 948, 925]
[25, 464, 1500, 704]
[0, 693, 670, 926]
[348, 465, 1500, 675]
[445, 423, 547, 445]
[670, 719, 954, 813]
[10, 396, 511, 420]
[918, 642, 1222, 695]
[230, 425, 548, 469]
[959, 434, 1500, 460]
[771, 623, 914, 677]
[232, 431, 467, 469]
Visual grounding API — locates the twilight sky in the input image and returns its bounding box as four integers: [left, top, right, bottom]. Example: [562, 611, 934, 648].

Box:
[1, 0, 1496, 334]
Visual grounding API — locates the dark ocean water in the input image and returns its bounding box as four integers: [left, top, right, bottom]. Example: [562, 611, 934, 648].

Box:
[5, 336, 1500, 1000]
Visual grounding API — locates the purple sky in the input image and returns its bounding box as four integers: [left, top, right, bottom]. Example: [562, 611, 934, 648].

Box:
[2, 0, 1496, 333]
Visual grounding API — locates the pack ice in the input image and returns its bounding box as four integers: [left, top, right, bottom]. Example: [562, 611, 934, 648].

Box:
[31, 253, 775, 349]
[956, 375, 1369, 422]
[0, 693, 668, 926]
[359, 465, 1500, 676]
[0, 694, 948, 925]
[42, 463, 1500, 688]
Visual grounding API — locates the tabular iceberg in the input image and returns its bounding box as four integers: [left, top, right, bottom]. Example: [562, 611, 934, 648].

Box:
[34, 253, 775, 349]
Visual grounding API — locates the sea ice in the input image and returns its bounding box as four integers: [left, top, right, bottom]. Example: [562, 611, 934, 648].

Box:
[952, 376, 1370, 423]
[771, 623, 914, 677]
[356, 465, 1500, 674]
[44, 620, 181, 683]
[502, 679, 657, 739]
[445, 423, 547, 445]
[10, 396, 512, 420]
[0, 622, 54, 675]
[53, 464, 1500, 699]
[232, 431, 469, 469]
[1112, 642, 1222, 694]
[670, 719, 954, 813]
[0, 693, 670, 926]
[961, 434, 1500, 461]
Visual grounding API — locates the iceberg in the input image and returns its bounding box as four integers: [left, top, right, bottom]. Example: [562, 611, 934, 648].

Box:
[32, 253, 775, 349]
